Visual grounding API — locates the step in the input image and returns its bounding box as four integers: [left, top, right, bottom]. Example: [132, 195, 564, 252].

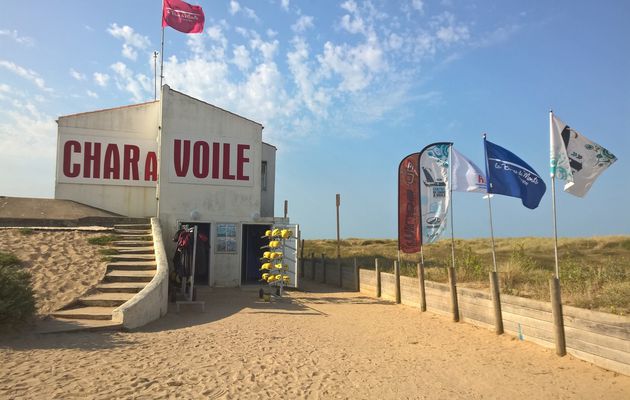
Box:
[112, 240, 154, 247]
[105, 270, 155, 282]
[116, 233, 153, 241]
[115, 224, 151, 230]
[110, 253, 156, 262]
[113, 229, 152, 235]
[111, 246, 154, 254]
[107, 261, 157, 271]
[51, 306, 116, 321]
[96, 282, 148, 293]
[79, 292, 135, 307]
[37, 318, 123, 334]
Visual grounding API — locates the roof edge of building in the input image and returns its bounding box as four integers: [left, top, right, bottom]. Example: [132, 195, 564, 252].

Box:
[165, 85, 264, 129]
[58, 100, 160, 120]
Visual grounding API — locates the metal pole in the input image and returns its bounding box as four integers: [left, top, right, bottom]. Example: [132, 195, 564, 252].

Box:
[550, 110, 560, 279]
[153, 51, 158, 100]
[284, 200, 288, 219]
[449, 145, 456, 270]
[159, 26, 165, 92]
[487, 194, 498, 272]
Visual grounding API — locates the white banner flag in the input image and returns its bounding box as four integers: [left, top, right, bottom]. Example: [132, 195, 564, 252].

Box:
[550, 114, 617, 197]
[419, 143, 451, 243]
[451, 147, 486, 193]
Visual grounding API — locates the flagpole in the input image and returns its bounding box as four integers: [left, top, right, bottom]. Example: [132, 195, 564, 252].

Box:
[483, 134, 498, 272]
[550, 110, 560, 279]
[160, 26, 165, 92]
[449, 145, 456, 270]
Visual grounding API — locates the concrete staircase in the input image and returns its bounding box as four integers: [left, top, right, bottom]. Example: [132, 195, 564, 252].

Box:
[44, 222, 156, 333]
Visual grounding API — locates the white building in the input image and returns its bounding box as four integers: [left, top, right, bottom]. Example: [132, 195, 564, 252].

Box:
[55, 85, 289, 287]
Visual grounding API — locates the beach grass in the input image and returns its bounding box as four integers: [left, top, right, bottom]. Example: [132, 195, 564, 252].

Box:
[0, 251, 36, 327]
[303, 236, 630, 315]
[87, 235, 120, 246]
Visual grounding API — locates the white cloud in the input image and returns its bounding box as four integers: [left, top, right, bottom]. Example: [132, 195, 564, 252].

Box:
[69, 68, 86, 81]
[266, 29, 278, 38]
[411, 0, 424, 12]
[250, 37, 279, 61]
[433, 12, 469, 45]
[207, 25, 228, 48]
[86, 90, 98, 98]
[229, 1, 259, 21]
[110, 62, 151, 102]
[292, 15, 314, 33]
[341, 0, 358, 13]
[93, 72, 110, 87]
[232, 45, 251, 71]
[0, 29, 34, 46]
[107, 23, 150, 61]
[0, 60, 52, 92]
[280, 0, 290, 11]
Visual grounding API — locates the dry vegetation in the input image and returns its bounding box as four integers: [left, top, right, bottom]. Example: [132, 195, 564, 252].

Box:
[303, 236, 630, 315]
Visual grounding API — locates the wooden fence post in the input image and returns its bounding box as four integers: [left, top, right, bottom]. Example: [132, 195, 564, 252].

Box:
[394, 261, 401, 304]
[321, 253, 327, 284]
[299, 237, 305, 278]
[354, 257, 359, 292]
[448, 267, 460, 322]
[490, 271, 504, 334]
[338, 258, 343, 288]
[375, 258, 381, 298]
[417, 262, 426, 312]
[550, 277, 567, 356]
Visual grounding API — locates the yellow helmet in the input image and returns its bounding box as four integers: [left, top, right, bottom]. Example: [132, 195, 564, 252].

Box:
[271, 228, 281, 237]
[264, 229, 272, 237]
[269, 240, 280, 248]
[280, 229, 292, 239]
[262, 273, 269, 280]
[260, 263, 271, 270]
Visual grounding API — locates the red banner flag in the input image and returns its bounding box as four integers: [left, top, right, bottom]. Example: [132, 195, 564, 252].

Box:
[162, 0, 205, 34]
[398, 152, 422, 253]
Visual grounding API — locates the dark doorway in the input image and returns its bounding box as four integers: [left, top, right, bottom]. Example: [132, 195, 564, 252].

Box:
[242, 224, 271, 284]
[179, 222, 211, 286]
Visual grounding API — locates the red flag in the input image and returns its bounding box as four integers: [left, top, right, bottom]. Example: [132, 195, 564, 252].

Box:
[162, 0, 205, 34]
[398, 152, 422, 253]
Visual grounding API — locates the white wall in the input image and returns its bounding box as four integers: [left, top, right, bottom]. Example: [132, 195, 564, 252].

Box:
[261, 143, 276, 218]
[158, 86, 264, 287]
[55, 101, 159, 217]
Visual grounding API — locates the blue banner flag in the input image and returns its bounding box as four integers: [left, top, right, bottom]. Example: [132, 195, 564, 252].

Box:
[484, 138, 546, 209]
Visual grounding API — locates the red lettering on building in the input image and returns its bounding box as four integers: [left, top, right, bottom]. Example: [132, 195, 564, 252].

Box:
[212, 142, 220, 179]
[83, 142, 101, 179]
[63, 140, 81, 177]
[222, 143, 235, 180]
[123, 145, 140, 180]
[193, 141, 209, 178]
[103, 144, 120, 179]
[237, 144, 250, 181]
[174, 139, 191, 177]
[145, 151, 158, 181]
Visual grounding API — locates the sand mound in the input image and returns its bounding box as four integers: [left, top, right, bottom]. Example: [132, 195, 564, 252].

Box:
[0, 229, 108, 314]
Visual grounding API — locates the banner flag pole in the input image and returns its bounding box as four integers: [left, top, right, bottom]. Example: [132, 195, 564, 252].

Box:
[550, 110, 560, 279]
[483, 134, 498, 272]
[160, 26, 165, 93]
[449, 145, 456, 270]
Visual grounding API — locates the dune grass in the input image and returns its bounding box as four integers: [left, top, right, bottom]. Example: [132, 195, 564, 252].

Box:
[0, 251, 36, 328]
[303, 236, 630, 315]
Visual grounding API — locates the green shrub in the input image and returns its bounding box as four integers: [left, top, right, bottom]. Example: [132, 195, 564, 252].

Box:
[18, 228, 34, 235]
[0, 252, 36, 327]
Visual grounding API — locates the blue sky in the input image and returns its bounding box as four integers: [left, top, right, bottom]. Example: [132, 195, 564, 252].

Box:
[0, 1, 628, 239]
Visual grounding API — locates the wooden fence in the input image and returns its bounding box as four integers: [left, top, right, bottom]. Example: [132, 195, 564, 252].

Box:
[300, 255, 630, 376]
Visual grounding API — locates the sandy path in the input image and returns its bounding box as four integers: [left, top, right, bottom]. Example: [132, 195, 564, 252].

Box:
[0, 229, 108, 314]
[1, 283, 628, 399]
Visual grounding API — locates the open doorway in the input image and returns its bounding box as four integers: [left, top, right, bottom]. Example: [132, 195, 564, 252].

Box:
[241, 224, 271, 284]
[178, 222, 211, 286]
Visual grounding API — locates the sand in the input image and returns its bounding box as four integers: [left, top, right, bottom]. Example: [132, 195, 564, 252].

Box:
[1, 230, 629, 399]
[0, 229, 109, 314]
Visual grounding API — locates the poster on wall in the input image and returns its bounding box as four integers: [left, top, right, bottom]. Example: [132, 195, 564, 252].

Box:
[216, 223, 237, 253]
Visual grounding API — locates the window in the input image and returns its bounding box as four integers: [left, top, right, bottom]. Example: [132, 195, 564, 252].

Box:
[261, 161, 268, 191]
[216, 223, 237, 253]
